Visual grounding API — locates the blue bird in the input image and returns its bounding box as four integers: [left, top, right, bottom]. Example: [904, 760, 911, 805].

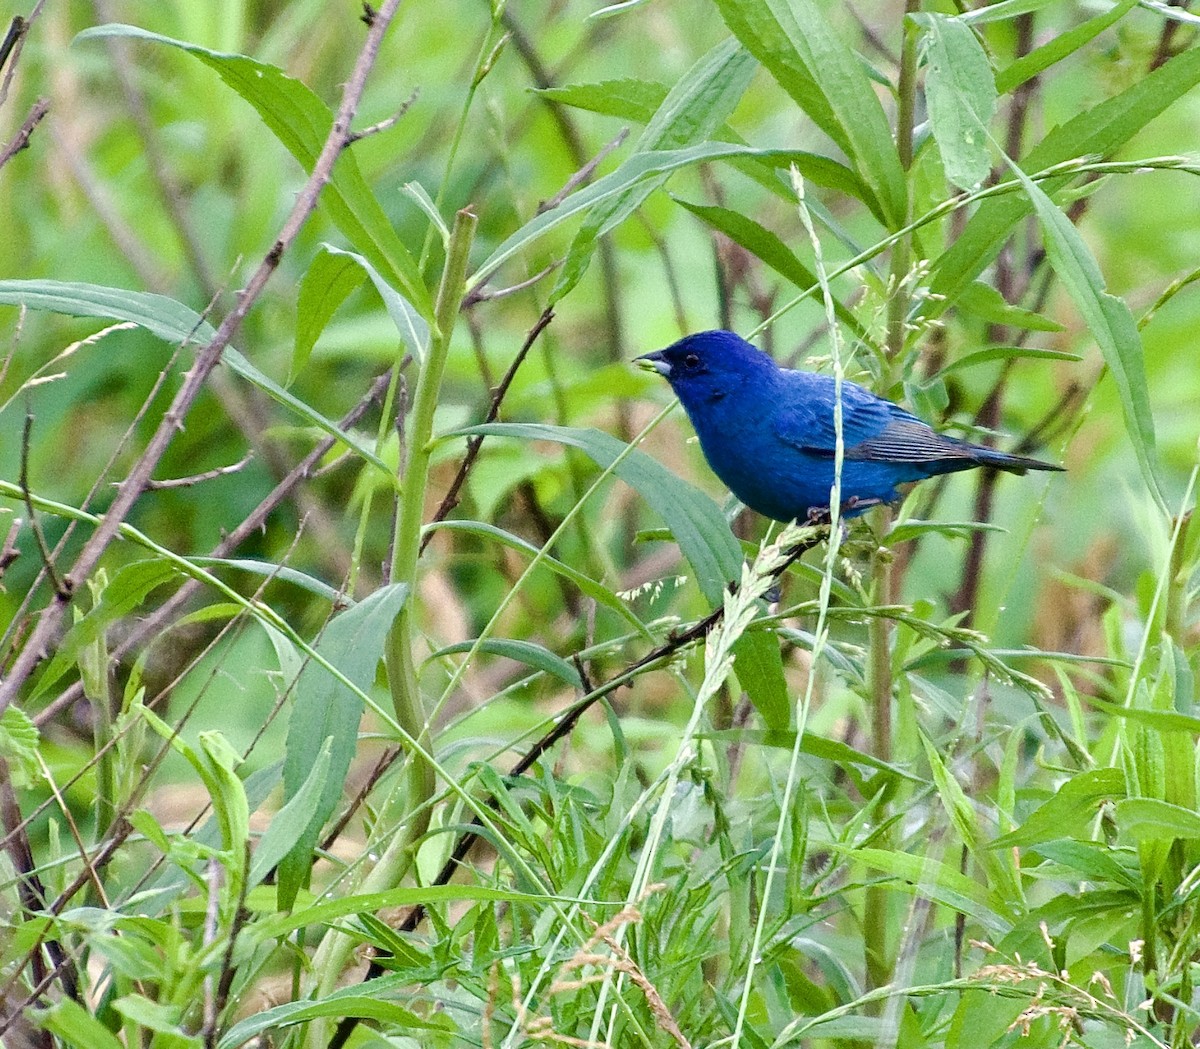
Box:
[636, 330, 1063, 522]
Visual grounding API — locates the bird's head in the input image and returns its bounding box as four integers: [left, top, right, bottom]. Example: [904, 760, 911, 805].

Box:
[635, 330, 778, 406]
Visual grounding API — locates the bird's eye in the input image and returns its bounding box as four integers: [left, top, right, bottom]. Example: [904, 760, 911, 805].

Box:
[684, 353, 700, 369]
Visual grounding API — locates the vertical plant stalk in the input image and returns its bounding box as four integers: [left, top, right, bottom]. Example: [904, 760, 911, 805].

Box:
[304, 209, 477, 1044]
[863, 0, 921, 998]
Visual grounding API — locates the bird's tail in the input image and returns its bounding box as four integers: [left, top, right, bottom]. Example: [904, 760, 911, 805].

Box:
[969, 444, 1064, 475]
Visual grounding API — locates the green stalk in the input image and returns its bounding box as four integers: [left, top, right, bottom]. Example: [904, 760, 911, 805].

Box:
[865, 0, 921, 998]
[304, 209, 477, 1047]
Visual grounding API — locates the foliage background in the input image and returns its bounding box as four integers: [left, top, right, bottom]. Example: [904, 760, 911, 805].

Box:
[2, 0, 1200, 1047]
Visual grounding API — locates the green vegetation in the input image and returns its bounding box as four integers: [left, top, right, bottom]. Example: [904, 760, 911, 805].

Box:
[2, 1, 1200, 1046]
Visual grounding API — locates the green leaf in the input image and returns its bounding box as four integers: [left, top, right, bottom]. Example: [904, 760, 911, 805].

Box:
[0, 280, 392, 476]
[294, 248, 365, 381]
[887, 519, 1007, 544]
[995, 0, 1138, 94]
[187, 557, 344, 604]
[934, 345, 1081, 376]
[729, 630, 790, 732]
[536, 78, 668, 123]
[77, 25, 432, 320]
[278, 582, 410, 910]
[218, 973, 443, 1049]
[991, 767, 1126, 849]
[248, 738, 332, 889]
[0, 707, 40, 790]
[112, 995, 193, 1041]
[1116, 798, 1200, 842]
[674, 199, 866, 338]
[429, 639, 582, 688]
[912, 13, 997, 190]
[1004, 155, 1166, 511]
[713, 0, 906, 225]
[955, 281, 1065, 332]
[34, 999, 126, 1049]
[319, 244, 430, 367]
[551, 37, 756, 302]
[958, 0, 1062, 24]
[705, 728, 924, 782]
[838, 845, 1011, 932]
[32, 559, 180, 701]
[929, 45, 1200, 308]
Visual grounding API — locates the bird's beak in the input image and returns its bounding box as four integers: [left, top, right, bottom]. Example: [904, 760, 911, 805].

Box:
[634, 351, 671, 377]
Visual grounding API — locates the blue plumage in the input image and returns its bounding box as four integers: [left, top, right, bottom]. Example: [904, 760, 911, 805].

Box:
[636, 330, 1062, 522]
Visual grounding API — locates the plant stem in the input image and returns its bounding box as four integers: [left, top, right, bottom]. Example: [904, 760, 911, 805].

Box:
[865, 0, 920, 998]
[304, 208, 477, 1047]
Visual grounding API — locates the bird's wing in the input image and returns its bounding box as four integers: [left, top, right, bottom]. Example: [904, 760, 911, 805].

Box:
[773, 372, 972, 463]
[843, 416, 975, 463]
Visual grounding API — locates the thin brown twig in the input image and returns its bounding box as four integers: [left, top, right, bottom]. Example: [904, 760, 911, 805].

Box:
[463, 262, 559, 308]
[19, 409, 67, 599]
[537, 127, 629, 214]
[0, 1, 46, 108]
[142, 454, 254, 491]
[419, 306, 556, 551]
[0, 96, 48, 171]
[0, 0, 409, 718]
[346, 88, 419, 144]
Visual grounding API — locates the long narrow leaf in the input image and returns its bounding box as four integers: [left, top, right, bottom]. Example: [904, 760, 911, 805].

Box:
[0, 280, 392, 476]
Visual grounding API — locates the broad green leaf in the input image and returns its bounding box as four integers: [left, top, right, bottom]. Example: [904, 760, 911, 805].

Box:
[991, 767, 1125, 849]
[248, 739, 331, 888]
[278, 582, 410, 909]
[930, 45, 1200, 308]
[429, 639, 582, 688]
[111, 995, 192, 1040]
[32, 560, 180, 702]
[1005, 156, 1165, 510]
[455, 423, 790, 727]
[913, 13, 997, 190]
[294, 248, 366, 380]
[551, 38, 756, 302]
[1116, 798, 1200, 841]
[319, 244, 430, 367]
[729, 629, 790, 732]
[34, 999, 126, 1049]
[674, 199, 866, 338]
[955, 280, 1065, 332]
[536, 78, 667, 123]
[713, 0, 906, 225]
[995, 0, 1138, 94]
[76, 25, 432, 320]
[840, 846, 1011, 932]
[0, 280, 392, 476]
[0, 707, 40, 790]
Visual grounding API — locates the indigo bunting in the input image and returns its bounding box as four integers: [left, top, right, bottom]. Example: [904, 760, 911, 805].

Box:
[636, 330, 1063, 522]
